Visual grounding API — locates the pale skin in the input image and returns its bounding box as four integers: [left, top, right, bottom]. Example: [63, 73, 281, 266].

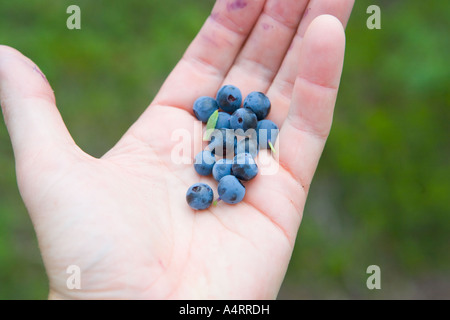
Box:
[0, 0, 354, 299]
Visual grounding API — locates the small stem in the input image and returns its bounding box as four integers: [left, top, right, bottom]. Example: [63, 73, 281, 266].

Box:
[213, 198, 221, 206]
[268, 140, 276, 154]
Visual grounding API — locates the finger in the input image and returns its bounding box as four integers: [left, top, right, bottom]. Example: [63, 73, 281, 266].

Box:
[149, 0, 266, 111]
[126, 1, 267, 145]
[277, 15, 346, 190]
[220, 0, 309, 97]
[267, 0, 354, 127]
[0, 45, 77, 165]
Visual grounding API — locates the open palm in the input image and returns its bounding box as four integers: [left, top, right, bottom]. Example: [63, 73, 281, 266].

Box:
[0, 0, 353, 299]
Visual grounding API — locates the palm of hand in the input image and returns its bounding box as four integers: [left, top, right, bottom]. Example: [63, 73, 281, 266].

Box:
[39, 107, 298, 299]
[0, 0, 353, 299]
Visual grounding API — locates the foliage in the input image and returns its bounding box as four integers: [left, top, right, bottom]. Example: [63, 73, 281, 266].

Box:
[0, 0, 448, 299]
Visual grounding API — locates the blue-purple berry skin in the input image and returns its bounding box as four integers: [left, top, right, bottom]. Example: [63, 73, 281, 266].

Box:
[216, 85, 242, 114]
[243, 91, 271, 120]
[186, 183, 214, 210]
[193, 96, 219, 123]
[212, 159, 233, 181]
[232, 153, 258, 181]
[194, 150, 216, 176]
[235, 137, 259, 158]
[208, 129, 236, 158]
[230, 108, 258, 135]
[216, 112, 231, 129]
[256, 120, 279, 149]
[218, 175, 246, 204]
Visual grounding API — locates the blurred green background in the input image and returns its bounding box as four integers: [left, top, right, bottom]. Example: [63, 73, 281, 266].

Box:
[0, 0, 449, 299]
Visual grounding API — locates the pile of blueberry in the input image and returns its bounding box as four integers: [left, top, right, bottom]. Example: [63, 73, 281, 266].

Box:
[186, 85, 279, 210]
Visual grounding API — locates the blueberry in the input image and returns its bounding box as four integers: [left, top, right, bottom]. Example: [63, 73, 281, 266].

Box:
[186, 183, 214, 210]
[230, 108, 258, 135]
[193, 96, 219, 123]
[216, 112, 231, 129]
[212, 158, 233, 181]
[216, 85, 242, 114]
[232, 153, 258, 181]
[194, 150, 216, 176]
[256, 120, 279, 149]
[218, 175, 245, 204]
[235, 137, 259, 158]
[207, 129, 236, 158]
[243, 91, 271, 120]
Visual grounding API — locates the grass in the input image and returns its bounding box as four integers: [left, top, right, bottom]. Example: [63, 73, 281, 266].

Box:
[0, 0, 449, 299]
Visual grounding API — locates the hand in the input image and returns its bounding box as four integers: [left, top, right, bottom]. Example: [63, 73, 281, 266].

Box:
[0, 0, 354, 299]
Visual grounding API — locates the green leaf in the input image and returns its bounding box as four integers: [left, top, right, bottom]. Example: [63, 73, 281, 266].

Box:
[203, 110, 219, 141]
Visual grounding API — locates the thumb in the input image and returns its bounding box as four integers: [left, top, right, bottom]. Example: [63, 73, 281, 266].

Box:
[0, 45, 79, 165]
[0, 45, 84, 209]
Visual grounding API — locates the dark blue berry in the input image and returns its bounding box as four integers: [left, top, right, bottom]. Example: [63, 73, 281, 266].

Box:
[218, 175, 245, 204]
[212, 158, 233, 181]
[256, 120, 279, 149]
[243, 91, 271, 120]
[230, 108, 258, 135]
[207, 129, 236, 158]
[216, 112, 231, 129]
[232, 153, 258, 181]
[235, 137, 259, 158]
[194, 150, 216, 176]
[216, 85, 242, 114]
[193, 96, 219, 123]
[186, 183, 214, 210]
